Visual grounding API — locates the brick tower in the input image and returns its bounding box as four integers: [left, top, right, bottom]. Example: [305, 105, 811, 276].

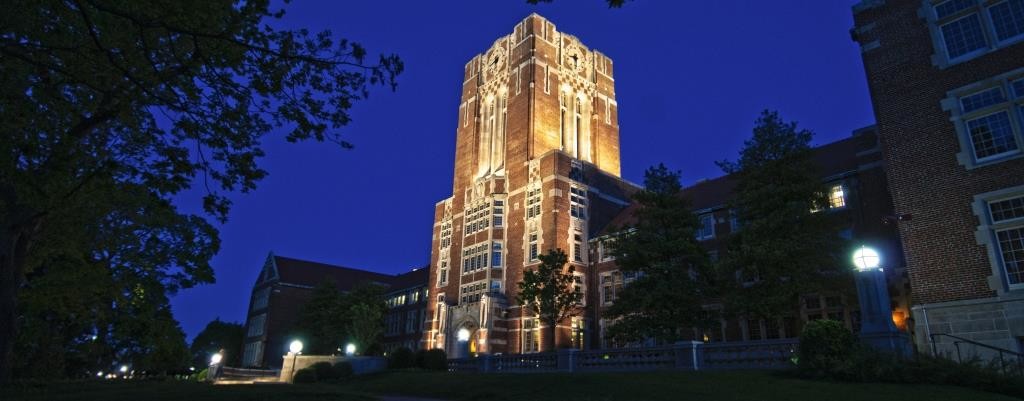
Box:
[423, 14, 637, 356]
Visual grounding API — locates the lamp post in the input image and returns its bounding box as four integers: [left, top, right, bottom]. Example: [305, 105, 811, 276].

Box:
[852, 245, 911, 356]
[288, 340, 303, 383]
[344, 343, 356, 356]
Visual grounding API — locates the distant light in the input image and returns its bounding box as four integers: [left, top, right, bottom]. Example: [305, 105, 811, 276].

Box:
[210, 352, 223, 365]
[96, 371, 103, 377]
[119, 365, 128, 373]
[853, 246, 881, 271]
[457, 328, 470, 342]
[189, 367, 195, 372]
[289, 340, 303, 354]
[91, 335, 98, 341]
[345, 343, 356, 356]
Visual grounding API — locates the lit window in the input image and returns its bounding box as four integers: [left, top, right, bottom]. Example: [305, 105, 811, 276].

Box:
[697, 214, 715, 240]
[929, 0, 1024, 65]
[829, 185, 847, 209]
[522, 319, 540, 353]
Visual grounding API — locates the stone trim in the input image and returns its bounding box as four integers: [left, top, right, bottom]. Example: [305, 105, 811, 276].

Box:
[972, 184, 1024, 293]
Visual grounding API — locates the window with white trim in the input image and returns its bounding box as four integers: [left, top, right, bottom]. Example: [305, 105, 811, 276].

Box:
[990, 194, 1024, 288]
[697, 213, 715, 240]
[573, 234, 584, 262]
[526, 186, 542, 219]
[927, 0, 1024, 65]
[570, 186, 587, 220]
[600, 271, 622, 305]
[528, 227, 539, 262]
[440, 219, 452, 249]
[573, 272, 586, 306]
[522, 318, 540, 353]
[491, 241, 503, 267]
[949, 75, 1024, 166]
[462, 242, 489, 273]
[493, 200, 504, 227]
[246, 313, 266, 337]
[243, 341, 264, 367]
[460, 280, 487, 304]
[251, 287, 270, 311]
[438, 259, 449, 286]
[464, 201, 491, 235]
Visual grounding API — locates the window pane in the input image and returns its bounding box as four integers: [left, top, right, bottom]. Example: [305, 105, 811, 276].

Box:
[960, 87, 1006, 113]
[989, 0, 1024, 42]
[1013, 79, 1024, 97]
[941, 14, 988, 58]
[966, 111, 1019, 159]
[990, 196, 1024, 222]
[996, 227, 1024, 285]
[829, 185, 846, 208]
[936, 0, 977, 19]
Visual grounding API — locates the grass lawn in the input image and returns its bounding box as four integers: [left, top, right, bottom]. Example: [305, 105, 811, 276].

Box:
[3, 370, 1020, 401]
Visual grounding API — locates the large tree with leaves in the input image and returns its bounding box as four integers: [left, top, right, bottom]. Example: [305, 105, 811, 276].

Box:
[604, 164, 714, 344]
[339, 281, 386, 356]
[516, 249, 581, 352]
[0, 0, 401, 381]
[716, 110, 848, 320]
[291, 280, 348, 356]
[189, 319, 244, 368]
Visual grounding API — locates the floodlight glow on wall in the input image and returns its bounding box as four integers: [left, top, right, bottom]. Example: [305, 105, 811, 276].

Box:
[457, 328, 470, 342]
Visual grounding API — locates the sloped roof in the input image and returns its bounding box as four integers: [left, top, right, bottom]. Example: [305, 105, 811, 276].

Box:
[273, 255, 396, 291]
[595, 129, 878, 236]
[388, 267, 430, 292]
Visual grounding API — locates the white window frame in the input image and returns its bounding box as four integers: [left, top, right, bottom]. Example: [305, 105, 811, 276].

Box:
[697, 213, 716, 240]
[923, 0, 1024, 68]
[972, 184, 1024, 293]
[943, 68, 1024, 169]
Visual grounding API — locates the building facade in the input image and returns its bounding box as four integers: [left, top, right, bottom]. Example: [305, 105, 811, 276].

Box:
[589, 126, 912, 347]
[853, 0, 1024, 356]
[383, 269, 429, 353]
[241, 253, 427, 368]
[424, 14, 638, 356]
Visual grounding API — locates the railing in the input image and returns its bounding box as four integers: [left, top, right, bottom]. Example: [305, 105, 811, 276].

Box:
[576, 345, 677, 371]
[702, 339, 798, 370]
[490, 353, 558, 372]
[930, 333, 1024, 376]
[447, 339, 797, 373]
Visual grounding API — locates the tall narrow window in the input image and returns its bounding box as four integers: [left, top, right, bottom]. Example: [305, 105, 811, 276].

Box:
[493, 200, 504, 227]
[526, 186, 542, 219]
[570, 186, 587, 220]
[522, 319, 540, 353]
[573, 234, 584, 262]
[560, 92, 568, 151]
[574, 97, 582, 158]
[438, 259, 449, 286]
[544, 65, 550, 94]
[989, 194, 1024, 288]
[492, 241, 503, 267]
[697, 214, 715, 240]
[829, 184, 847, 209]
[528, 232, 539, 262]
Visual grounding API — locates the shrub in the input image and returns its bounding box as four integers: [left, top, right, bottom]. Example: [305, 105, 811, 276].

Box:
[309, 361, 336, 381]
[797, 319, 857, 377]
[418, 349, 447, 370]
[332, 361, 354, 380]
[414, 349, 427, 368]
[388, 347, 415, 369]
[194, 368, 208, 382]
[292, 367, 317, 384]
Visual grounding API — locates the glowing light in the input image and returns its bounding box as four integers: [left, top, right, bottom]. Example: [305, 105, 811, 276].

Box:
[189, 367, 195, 372]
[345, 343, 356, 356]
[210, 353, 223, 365]
[119, 365, 128, 373]
[289, 340, 303, 354]
[852, 246, 881, 271]
[96, 371, 103, 377]
[457, 328, 470, 342]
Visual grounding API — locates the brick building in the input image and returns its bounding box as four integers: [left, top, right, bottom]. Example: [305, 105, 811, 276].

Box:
[383, 268, 430, 353]
[423, 14, 912, 355]
[589, 126, 912, 347]
[240, 253, 428, 368]
[852, 0, 1024, 356]
[423, 14, 638, 356]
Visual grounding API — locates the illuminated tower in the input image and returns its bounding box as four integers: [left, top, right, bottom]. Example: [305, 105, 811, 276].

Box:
[423, 14, 636, 355]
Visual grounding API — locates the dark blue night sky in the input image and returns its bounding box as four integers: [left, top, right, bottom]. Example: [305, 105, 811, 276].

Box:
[170, 0, 873, 339]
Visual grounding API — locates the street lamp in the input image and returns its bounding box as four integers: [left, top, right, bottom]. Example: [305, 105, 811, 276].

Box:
[210, 352, 223, 366]
[344, 343, 356, 356]
[852, 245, 910, 356]
[288, 340, 303, 383]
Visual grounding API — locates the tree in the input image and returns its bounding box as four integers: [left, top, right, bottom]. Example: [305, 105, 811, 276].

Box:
[516, 249, 581, 352]
[339, 282, 385, 356]
[0, 0, 402, 380]
[189, 319, 244, 368]
[291, 280, 347, 355]
[603, 164, 714, 344]
[715, 110, 849, 320]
